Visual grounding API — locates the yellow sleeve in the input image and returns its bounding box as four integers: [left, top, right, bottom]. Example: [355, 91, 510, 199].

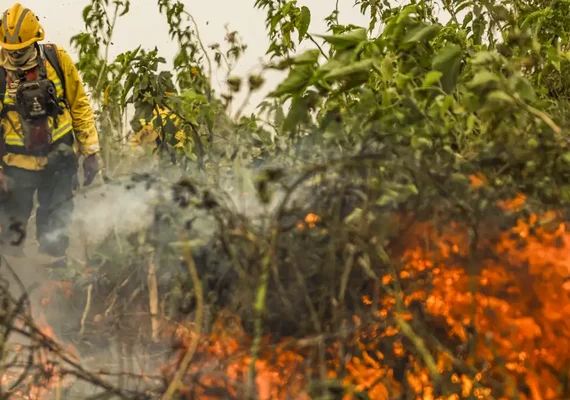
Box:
[56, 45, 100, 156]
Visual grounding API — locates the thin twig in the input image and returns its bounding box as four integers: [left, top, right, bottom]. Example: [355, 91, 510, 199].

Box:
[147, 253, 160, 341]
[182, 10, 213, 101]
[234, 89, 253, 121]
[79, 284, 93, 336]
[244, 225, 278, 399]
[308, 35, 328, 59]
[55, 374, 62, 400]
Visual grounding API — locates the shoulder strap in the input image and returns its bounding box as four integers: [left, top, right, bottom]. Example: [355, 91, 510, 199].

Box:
[0, 45, 65, 109]
[0, 67, 5, 105]
[42, 44, 66, 98]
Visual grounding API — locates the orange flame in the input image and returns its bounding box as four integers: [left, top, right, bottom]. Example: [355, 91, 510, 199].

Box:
[7, 186, 569, 399]
[157, 192, 570, 398]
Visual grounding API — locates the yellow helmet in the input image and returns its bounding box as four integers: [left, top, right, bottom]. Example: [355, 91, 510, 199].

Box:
[0, 3, 44, 51]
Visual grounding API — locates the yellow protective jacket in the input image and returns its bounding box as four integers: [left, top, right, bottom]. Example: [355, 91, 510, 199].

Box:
[128, 119, 159, 149]
[128, 107, 183, 150]
[0, 44, 100, 170]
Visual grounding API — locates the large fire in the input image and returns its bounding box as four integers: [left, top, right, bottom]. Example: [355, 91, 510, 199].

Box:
[2, 177, 569, 399]
[158, 191, 570, 398]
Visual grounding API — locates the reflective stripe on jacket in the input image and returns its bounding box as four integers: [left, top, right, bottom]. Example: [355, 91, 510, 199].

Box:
[0, 44, 100, 171]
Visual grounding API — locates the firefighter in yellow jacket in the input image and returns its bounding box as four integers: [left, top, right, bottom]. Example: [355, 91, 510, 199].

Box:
[0, 3, 100, 267]
[128, 104, 185, 159]
[128, 115, 159, 151]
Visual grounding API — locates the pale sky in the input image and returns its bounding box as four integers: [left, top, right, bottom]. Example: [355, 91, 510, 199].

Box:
[17, 0, 369, 115]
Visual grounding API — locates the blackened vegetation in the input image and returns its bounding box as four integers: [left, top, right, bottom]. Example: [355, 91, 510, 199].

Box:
[2, 144, 566, 399]
[32, 150, 526, 396]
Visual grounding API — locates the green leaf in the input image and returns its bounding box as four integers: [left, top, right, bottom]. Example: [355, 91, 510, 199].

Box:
[562, 152, 570, 164]
[395, 4, 418, 25]
[313, 59, 345, 81]
[466, 114, 476, 133]
[297, 6, 311, 43]
[467, 70, 500, 89]
[470, 51, 503, 66]
[527, 138, 539, 149]
[270, 65, 314, 97]
[396, 73, 410, 89]
[181, 89, 208, 104]
[339, 71, 370, 92]
[376, 188, 400, 206]
[283, 96, 309, 131]
[316, 28, 368, 50]
[82, 5, 93, 22]
[403, 24, 441, 44]
[119, 1, 130, 16]
[268, 49, 321, 70]
[486, 90, 514, 105]
[546, 47, 562, 71]
[379, 57, 394, 81]
[462, 11, 473, 28]
[121, 74, 137, 104]
[431, 44, 463, 93]
[422, 70, 443, 88]
[322, 59, 373, 81]
[274, 106, 285, 126]
[293, 49, 320, 65]
[492, 5, 511, 21]
[520, 8, 552, 31]
[381, 90, 392, 107]
[440, 95, 454, 117]
[513, 76, 536, 102]
[411, 136, 432, 150]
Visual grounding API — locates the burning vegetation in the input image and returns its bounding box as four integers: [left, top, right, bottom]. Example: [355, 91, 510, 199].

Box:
[3, 0, 570, 398]
[1, 169, 570, 399]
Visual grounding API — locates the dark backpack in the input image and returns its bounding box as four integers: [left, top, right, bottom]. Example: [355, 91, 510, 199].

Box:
[0, 43, 66, 105]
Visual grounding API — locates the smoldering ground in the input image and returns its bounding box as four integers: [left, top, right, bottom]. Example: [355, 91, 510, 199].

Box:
[0, 149, 323, 398]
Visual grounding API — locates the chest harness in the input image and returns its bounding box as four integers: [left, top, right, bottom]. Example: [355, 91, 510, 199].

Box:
[0, 44, 69, 156]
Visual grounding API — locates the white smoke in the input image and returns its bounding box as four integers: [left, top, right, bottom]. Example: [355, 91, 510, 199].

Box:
[69, 179, 164, 247]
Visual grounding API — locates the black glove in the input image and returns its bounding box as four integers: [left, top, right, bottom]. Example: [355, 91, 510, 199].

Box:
[83, 154, 100, 186]
[0, 169, 11, 193]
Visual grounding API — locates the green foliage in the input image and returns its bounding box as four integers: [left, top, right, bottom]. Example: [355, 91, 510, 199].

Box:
[254, 0, 313, 58]
[52, 1, 570, 398]
[67, 0, 570, 214]
[253, 0, 570, 212]
[70, 0, 245, 172]
[65, 0, 570, 309]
